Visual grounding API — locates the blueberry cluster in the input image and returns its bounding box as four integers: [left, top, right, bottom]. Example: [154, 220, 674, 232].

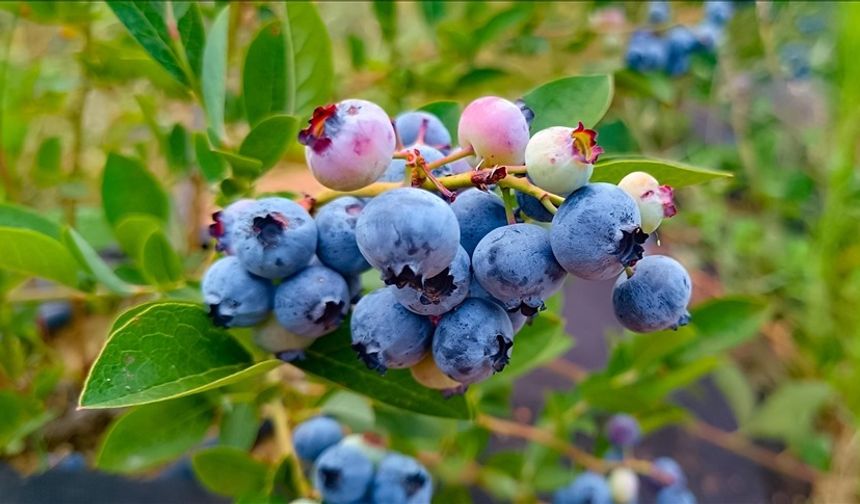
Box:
[553, 415, 696, 504]
[201, 95, 693, 392]
[292, 416, 432, 504]
[626, 1, 736, 76]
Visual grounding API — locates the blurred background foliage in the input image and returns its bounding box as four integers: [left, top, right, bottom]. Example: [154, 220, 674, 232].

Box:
[0, 1, 858, 503]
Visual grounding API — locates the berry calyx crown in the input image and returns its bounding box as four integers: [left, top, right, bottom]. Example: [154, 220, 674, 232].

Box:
[570, 122, 604, 164]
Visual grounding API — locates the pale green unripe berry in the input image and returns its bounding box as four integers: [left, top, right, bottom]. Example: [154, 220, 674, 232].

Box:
[608, 467, 639, 504]
[617, 171, 677, 234]
[254, 319, 314, 353]
[525, 122, 603, 195]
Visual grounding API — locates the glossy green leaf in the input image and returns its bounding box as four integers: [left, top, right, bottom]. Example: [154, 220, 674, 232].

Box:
[680, 297, 769, 360]
[108, 2, 188, 85]
[215, 150, 264, 179]
[175, 2, 204, 78]
[34, 136, 62, 187]
[166, 123, 189, 171]
[194, 133, 228, 183]
[712, 362, 755, 425]
[743, 381, 833, 446]
[0, 391, 49, 447]
[591, 157, 733, 187]
[202, 6, 230, 142]
[283, 2, 334, 117]
[0, 227, 81, 288]
[321, 390, 375, 432]
[521, 75, 614, 132]
[243, 21, 287, 126]
[0, 203, 62, 239]
[293, 323, 471, 419]
[372, 1, 397, 43]
[62, 228, 134, 295]
[96, 395, 214, 473]
[238, 114, 297, 171]
[80, 302, 282, 409]
[192, 446, 270, 498]
[220, 401, 259, 450]
[419, 101, 461, 142]
[420, 1, 446, 26]
[101, 153, 169, 227]
[140, 231, 183, 287]
[114, 215, 162, 261]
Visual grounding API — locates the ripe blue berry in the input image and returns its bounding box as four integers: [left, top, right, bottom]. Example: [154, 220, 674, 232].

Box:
[351, 288, 433, 373]
[626, 31, 668, 72]
[313, 443, 374, 504]
[432, 298, 514, 385]
[664, 26, 698, 76]
[652, 456, 686, 489]
[612, 255, 692, 332]
[208, 198, 254, 254]
[647, 1, 670, 25]
[525, 123, 602, 195]
[273, 265, 350, 339]
[473, 223, 566, 316]
[468, 276, 528, 332]
[394, 111, 451, 151]
[656, 487, 697, 504]
[704, 1, 733, 26]
[379, 145, 448, 183]
[293, 416, 344, 463]
[315, 197, 371, 276]
[450, 189, 508, 257]
[372, 453, 433, 504]
[458, 96, 530, 166]
[516, 190, 554, 223]
[356, 188, 460, 289]
[550, 183, 646, 281]
[232, 197, 317, 279]
[393, 246, 470, 316]
[299, 99, 396, 191]
[606, 414, 642, 448]
[202, 256, 271, 328]
[553, 472, 612, 504]
[693, 22, 723, 52]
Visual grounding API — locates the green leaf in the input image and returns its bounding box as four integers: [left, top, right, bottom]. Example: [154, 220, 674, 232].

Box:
[283, 2, 334, 117]
[202, 6, 230, 142]
[712, 362, 755, 425]
[270, 456, 302, 502]
[420, 1, 446, 26]
[62, 228, 134, 295]
[419, 101, 461, 142]
[613, 69, 675, 105]
[101, 153, 169, 227]
[192, 446, 270, 498]
[215, 150, 264, 179]
[591, 158, 733, 187]
[321, 391, 375, 432]
[681, 297, 769, 360]
[0, 227, 81, 288]
[114, 215, 162, 261]
[521, 75, 614, 132]
[108, 1, 188, 85]
[220, 400, 259, 450]
[175, 2, 204, 78]
[96, 395, 214, 473]
[140, 231, 183, 287]
[743, 381, 833, 446]
[473, 4, 533, 49]
[194, 133, 228, 182]
[34, 136, 62, 187]
[238, 114, 297, 171]
[0, 203, 62, 239]
[243, 21, 287, 126]
[80, 302, 281, 409]
[293, 323, 471, 419]
[372, 1, 397, 44]
[0, 391, 47, 447]
[166, 123, 189, 171]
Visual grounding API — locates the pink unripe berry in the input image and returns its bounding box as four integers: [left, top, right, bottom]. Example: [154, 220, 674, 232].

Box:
[458, 96, 530, 166]
[617, 171, 676, 233]
[299, 99, 396, 191]
[525, 123, 603, 195]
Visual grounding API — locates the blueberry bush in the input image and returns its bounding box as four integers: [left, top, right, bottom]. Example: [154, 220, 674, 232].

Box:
[0, 2, 857, 503]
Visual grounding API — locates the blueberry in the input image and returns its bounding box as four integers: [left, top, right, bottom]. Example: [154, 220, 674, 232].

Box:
[652, 457, 686, 489]
[704, 1, 733, 26]
[656, 486, 697, 504]
[355, 188, 460, 289]
[345, 273, 363, 303]
[612, 255, 692, 332]
[608, 467, 639, 504]
[647, 1, 670, 24]
[693, 22, 723, 52]
[473, 223, 566, 315]
[606, 414, 641, 448]
[553, 472, 612, 504]
[617, 172, 676, 233]
[273, 265, 350, 339]
[449, 189, 508, 256]
[55, 452, 86, 472]
[432, 298, 514, 385]
[515, 98, 535, 128]
[232, 197, 318, 279]
[315, 197, 372, 276]
[372, 453, 433, 504]
[394, 111, 452, 151]
[516, 190, 554, 223]
[468, 276, 528, 332]
[664, 26, 698, 76]
[780, 42, 811, 80]
[351, 288, 433, 373]
[299, 99, 396, 191]
[208, 198, 254, 254]
[202, 256, 271, 327]
[550, 183, 646, 281]
[626, 31, 668, 72]
[393, 246, 470, 316]
[37, 301, 73, 332]
[458, 96, 530, 166]
[379, 145, 448, 183]
[313, 443, 374, 504]
[293, 416, 344, 463]
[525, 124, 601, 195]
